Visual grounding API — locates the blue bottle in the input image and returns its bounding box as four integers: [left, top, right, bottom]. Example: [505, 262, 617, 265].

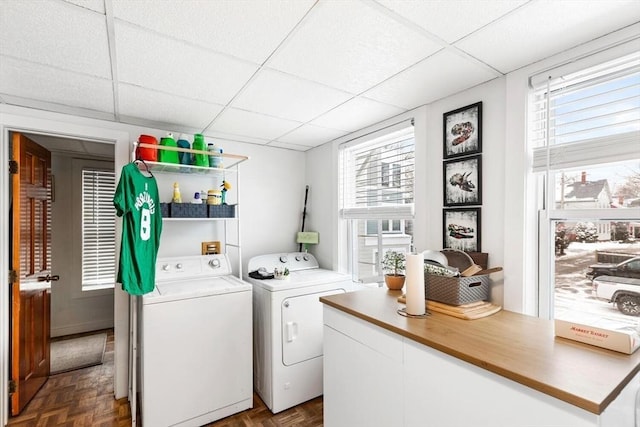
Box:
[177, 139, 191, 166]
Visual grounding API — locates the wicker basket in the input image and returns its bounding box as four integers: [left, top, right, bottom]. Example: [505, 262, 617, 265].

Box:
[424, 274, 489, 305]
[207, 204, 236, 218]
[424, 249, 489, 305]
[170, 203, 207, 218]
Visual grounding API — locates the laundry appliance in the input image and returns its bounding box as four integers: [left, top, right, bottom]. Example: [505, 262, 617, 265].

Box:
[246, 252, 364, 413]
[139, 254, 252, 426]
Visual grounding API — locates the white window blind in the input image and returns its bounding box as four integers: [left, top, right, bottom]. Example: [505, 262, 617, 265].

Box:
[340, 124, 415, 219]
[530, 51, 640, 172]
[82, 169, 116, 289]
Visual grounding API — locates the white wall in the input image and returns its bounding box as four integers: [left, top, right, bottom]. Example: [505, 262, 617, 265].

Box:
[306, 24, 639, 314]
[306, 87, 507, 303]
[0, 104, 305, 422]
[50, 155, 115, 337]
[425, 79, 506, 307]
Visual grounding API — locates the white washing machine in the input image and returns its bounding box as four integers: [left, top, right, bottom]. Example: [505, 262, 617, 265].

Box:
[246, 252, 364, 413]
[139, 254, 252, 427]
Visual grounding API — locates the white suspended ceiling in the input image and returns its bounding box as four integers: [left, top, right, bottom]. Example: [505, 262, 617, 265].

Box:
[1, 0, 639, 151]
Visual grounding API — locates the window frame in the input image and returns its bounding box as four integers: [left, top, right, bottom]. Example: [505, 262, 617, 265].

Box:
[528, 51, 640, 319]
[71, 158, 116, 296]
[339, 122, 415, 283]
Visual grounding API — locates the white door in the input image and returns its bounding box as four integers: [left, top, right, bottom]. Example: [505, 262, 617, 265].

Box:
[281, 288, 345, 366]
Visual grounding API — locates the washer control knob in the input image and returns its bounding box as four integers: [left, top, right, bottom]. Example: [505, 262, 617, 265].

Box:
[162, 264, 170, 271]
[295, 255, 301, 261]
[303, 255, 310, 261]
[279, 255, 288, 263]
[176, 263, 183, 270]
[209, 258, 221, 268]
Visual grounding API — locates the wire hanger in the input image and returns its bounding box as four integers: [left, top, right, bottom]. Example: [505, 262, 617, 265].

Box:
[133, 158, 154, 177]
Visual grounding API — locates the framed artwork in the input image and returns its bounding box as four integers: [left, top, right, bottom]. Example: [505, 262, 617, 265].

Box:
[443, 155, 481, 206]
[443, 208, 481, 252]
[443, 101, 482, 159]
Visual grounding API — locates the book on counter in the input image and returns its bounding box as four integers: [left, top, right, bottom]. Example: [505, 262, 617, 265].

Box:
[555, 311, 640, 354]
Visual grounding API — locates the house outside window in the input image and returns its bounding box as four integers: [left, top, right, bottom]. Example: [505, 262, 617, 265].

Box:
[340, 123, 415, 284]
[528, 50, 640, 322]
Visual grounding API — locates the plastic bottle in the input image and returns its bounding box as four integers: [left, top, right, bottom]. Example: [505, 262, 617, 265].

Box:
[172, 182, 182, 203]
[208, 143, 219, 168]
[176, 138, 191, 165]
[217, 148, 224, 169]
[192, 134, 209, 167]
[191, 192, 203, 204]
[159, 133, 179, 164]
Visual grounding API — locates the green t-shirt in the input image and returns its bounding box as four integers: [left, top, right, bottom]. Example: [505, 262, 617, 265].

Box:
[113, 163, 163, 295]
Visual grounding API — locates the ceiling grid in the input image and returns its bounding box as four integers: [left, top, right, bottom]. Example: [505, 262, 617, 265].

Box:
[0, 0, 638, 151]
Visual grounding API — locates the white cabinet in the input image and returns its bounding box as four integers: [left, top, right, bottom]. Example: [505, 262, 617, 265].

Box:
[323, 305, 640, 427]
[323, 306, 404, 427]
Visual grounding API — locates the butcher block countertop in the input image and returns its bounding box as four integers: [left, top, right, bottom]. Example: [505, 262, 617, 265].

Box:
[320, 288, 640, 415]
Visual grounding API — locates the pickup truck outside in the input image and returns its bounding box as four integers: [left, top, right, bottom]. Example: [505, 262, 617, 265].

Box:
[585, 256, 640, 280]
[594, 275, 640, 316]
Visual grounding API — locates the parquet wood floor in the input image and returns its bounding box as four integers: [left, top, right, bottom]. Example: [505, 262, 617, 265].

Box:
[7, 329, 324, 427]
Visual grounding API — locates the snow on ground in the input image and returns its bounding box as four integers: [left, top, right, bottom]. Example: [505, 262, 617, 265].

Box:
[554, 240, 640, 324]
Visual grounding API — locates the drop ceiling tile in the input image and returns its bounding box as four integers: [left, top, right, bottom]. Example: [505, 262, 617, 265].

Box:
[0, 0, 111, 78]
[62, 0, 105, 14]
[376, 0, 527, 43]
[233, 69, 353, 122]
[113, 0, 314, 64]
[118, 84, 224, 129]
[209, 108, 303, 141]
[267, 140, 312, 151]
[310, 97, 406, 133]
[203, 131, 271, 146]
[0, 94, 116, 122]
[0, 56, 114, 113]
[276, 124, 348, 147]
[269, 0, 442, 93]
[456, 0, 640, 73]
[364, 50, 499, 109]
[115, 22, 258, 105]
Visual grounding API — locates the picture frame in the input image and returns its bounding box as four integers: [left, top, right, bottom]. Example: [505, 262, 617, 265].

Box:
[443, 208, 481, 252]
[443, 155, 482, 206]
[443, 101, 482, 159]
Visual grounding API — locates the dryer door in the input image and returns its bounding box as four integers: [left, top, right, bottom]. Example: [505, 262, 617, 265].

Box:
[281, 288, 345, 366]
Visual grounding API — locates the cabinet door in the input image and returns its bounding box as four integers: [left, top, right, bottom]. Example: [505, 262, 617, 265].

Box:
[403, 340, 598, 427]
[323, 323, 403, 427]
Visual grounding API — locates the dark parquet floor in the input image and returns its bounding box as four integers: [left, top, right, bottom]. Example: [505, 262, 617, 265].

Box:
[7, 329, 323, 427]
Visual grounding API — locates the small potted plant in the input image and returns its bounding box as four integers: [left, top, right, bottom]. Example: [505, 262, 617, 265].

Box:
[381, 250, 406, 290]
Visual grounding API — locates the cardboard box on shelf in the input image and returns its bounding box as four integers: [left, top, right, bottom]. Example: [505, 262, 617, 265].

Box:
[555, 312, 640, 354]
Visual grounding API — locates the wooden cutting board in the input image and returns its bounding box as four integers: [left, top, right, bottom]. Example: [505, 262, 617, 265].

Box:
[397, 296, 502, 320]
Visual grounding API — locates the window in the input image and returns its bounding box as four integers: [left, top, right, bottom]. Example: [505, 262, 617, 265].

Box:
[82, 168, 116, 289]
[529, 50, 640, 321]
[381, 162, 401, 187]
[340, 123, 415, 283]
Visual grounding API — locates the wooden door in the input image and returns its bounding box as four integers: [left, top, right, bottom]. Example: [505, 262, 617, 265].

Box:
[10, 133, 53, 415]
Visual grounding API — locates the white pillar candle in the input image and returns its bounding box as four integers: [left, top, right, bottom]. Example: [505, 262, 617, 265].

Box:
[405, 253, 426, 316]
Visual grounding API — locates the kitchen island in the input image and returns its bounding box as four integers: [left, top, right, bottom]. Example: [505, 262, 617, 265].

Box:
[320, 288, 640, 427]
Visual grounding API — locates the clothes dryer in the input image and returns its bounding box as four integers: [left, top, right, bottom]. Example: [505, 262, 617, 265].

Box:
[246, 252, 364, 413]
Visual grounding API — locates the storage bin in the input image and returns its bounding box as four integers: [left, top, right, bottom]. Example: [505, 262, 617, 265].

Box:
[207, 204, 236, 218]
[160, 203, 170, 218]
[424, 248, 490, 305]
[170, 203, 207, 218]
[424, 273, 490, 305]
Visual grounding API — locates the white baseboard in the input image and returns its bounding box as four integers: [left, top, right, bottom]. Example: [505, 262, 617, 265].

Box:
[51, 319, 114, 338]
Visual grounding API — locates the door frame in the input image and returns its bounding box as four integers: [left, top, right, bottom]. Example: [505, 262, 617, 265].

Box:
[0, 108, 130, 425]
